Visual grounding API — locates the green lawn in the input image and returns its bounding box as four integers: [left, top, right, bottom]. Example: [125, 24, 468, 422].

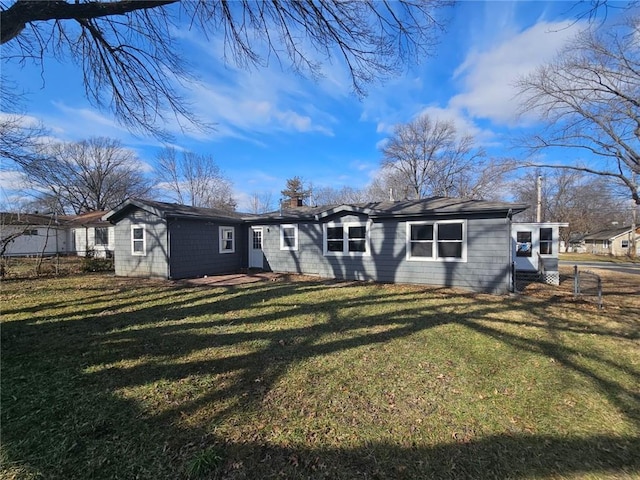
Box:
[1, 273, 639, 479]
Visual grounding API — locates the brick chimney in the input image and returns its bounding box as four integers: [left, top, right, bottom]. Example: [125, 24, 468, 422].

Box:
[289, 196, 303, 208]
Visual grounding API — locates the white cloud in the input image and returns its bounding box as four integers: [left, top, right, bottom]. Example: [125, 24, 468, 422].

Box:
[450, 20, 585, 125]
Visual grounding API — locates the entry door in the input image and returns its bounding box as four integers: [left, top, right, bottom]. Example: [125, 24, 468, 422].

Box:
[249, 227, 264, 269]
[513, 229, 536, 271]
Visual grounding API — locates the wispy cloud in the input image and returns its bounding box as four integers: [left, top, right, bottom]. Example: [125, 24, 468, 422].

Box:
[450, 20, 584, 125]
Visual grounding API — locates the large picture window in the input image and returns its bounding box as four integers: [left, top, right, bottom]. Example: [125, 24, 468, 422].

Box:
[219, 226, 235, 253]
[323, 222, 369, 255]
[280, 224, 298, 250]
[131, 225, 146, 256]
[407, 221, 466, 261]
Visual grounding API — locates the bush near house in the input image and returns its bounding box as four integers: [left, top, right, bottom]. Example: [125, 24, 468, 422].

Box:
[1, 272, 638, 479]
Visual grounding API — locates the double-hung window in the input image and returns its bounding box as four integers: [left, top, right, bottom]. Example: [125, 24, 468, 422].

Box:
[324, 222, 369, 255]
[219, 226, 235, 253]
[280, 224, 298, 250]
[407, 221, 466, 261]
[539, 228, 553, 255]
[131, 225, 146, 256]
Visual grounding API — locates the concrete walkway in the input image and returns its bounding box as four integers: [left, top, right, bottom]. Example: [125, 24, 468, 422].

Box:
[177, 271, 282, 287]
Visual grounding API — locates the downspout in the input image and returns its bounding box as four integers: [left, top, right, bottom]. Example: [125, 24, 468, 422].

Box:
[507, 208, 514, 293]
[166, 216, 172, 280]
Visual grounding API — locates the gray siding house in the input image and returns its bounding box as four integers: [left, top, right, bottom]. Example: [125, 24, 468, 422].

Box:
[104, 199, 246, 279]
[104, 197, 528, 293]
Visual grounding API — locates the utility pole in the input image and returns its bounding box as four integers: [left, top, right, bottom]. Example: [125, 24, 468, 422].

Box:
[631, 171, 637, 259]
[536, 175, 543, 222]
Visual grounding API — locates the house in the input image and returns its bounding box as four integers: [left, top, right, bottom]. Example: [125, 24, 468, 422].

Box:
[103, 197, 529, 294]
[64, 210, 114, 258]
[0, 212, 70, 256]
[583, 226, 640, 256]
[512, 222, 568, 285]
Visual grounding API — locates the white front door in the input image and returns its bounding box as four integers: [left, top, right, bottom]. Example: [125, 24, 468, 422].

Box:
[249, 227, 264, 269]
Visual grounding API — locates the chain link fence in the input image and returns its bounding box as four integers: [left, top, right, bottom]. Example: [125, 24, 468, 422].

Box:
[572, 265, 603, 309]
[0, 250, 114, 279]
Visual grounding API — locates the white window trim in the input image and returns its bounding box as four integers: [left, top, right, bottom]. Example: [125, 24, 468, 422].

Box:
[406, 220, 467, 262]
[131, 224, 146, 256]
[280, 224, 299, 251]
[323, 221, 371, 256]
[219, 226, 236, 254]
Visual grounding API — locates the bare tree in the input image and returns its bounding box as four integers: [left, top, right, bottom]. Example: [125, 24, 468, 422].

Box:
[155, 146, 236, 211]
[0, 114, 49, 168]
[248, 191, 275, 214]
[513, 169, 628, 250]
[311, 185, 370, 206]
[1, 1, 450, 139]
[19, 137, 151, 214]
[380, 113, 502, 199]
[515, 13, 640, 205]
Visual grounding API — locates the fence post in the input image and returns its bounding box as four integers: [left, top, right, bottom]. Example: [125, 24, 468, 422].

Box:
[597, 276, 602, 309]
[573, 265, 579, 297]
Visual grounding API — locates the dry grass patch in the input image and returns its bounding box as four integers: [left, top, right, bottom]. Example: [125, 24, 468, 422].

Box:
[2, 273, 638, 479]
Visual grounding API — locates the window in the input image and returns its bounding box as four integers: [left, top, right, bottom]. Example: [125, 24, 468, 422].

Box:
[539, 228, 553, 255]
[24, 229, 38, 236]
[516, 231, 532, 257]
[407, 221, 466, 261]
[280, 224, 298, 250]
[323, 222, 369, 255]
[219, 226, 235, 253]
[131, 225, 146, 256]
[621, 240, 630, 249]
[95, 227, 109, 246]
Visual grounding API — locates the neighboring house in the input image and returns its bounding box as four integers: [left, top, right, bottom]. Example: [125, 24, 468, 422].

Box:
[561, 232, 587, 253]
[104, 197, 529, 294]
[64, 211, 114, 258]
[583, 226, 640, 256]
[0, 212, 69, 256]
[512, 222, 568, 285]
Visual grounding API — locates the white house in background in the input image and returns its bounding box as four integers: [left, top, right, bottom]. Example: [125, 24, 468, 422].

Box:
[0, 212, 70, 256]
[65, 211, 114, 258]
[512, 222, 568, 285]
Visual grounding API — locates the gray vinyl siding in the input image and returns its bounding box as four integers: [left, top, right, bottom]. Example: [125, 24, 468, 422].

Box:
[113, 209, 169, 279]
[260, 214, 512, 293]
[168, 219, 243, 279]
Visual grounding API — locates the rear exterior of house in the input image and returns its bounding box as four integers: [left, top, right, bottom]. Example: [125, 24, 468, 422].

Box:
[249, 206, 520, 293]
[105, 197, 527, 294]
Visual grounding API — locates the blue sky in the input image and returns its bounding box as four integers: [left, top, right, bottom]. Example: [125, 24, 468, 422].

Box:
[1, 1, 628, 211]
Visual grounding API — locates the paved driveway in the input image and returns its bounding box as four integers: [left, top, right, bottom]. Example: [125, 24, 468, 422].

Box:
[560, 261, 640, 276]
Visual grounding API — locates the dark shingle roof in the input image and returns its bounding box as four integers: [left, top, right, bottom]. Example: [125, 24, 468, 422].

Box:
[0, 212, 66, 226]
[250, 197, 528, 221]
[105, 197, 528, 224]
[104, 198, 245, 223]
[583, 226, 637, 241]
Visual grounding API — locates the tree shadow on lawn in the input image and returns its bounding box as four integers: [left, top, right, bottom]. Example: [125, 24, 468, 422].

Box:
[1, 277, 639, 479]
